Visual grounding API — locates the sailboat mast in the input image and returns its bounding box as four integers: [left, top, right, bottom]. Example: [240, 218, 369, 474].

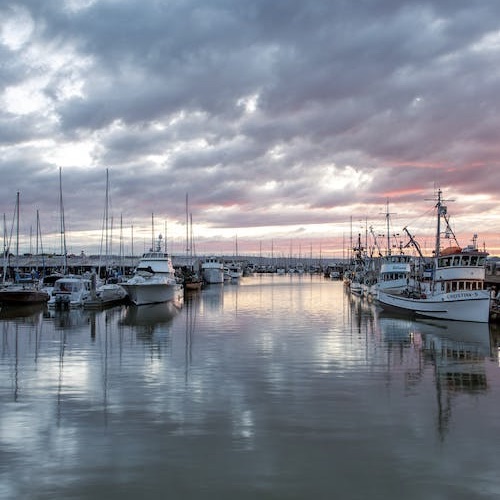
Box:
[190, 213, 194, 258]
[105, 168, 109, 260]
[15, 191, 19, 259]
[36, 210, 46, 275]
[185, 193, 189, 257]
[120, 213, 123, 274]
[2, 213, 6, 284]
[59, 168, 67, 273]
[151, 213, 154, 251]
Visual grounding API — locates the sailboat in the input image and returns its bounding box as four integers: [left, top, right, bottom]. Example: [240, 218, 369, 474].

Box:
[0, 193, 50, 305]
[182, 194, 203, 291]
[46, 168, 93, 308]
[377, 189, 490, 322]
[87, 169, 127, 307]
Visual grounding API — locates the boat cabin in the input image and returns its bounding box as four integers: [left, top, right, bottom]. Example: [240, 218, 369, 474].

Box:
[437, 253, 487, 269]
[435, 248, 488, 294]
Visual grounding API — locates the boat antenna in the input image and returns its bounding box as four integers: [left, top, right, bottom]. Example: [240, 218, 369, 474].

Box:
[380, 198, 397, 256]
[425, 188, 456, 257]
[151, 213, 154, 251]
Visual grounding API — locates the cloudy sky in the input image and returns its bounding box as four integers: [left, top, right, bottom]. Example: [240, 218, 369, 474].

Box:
[1, 0, 499, 258]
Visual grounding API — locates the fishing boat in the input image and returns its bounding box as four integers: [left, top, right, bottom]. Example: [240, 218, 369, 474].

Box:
[120, 235, 183, 305]
[370, 201, 412, 300]
[201, 256, 225, 284]
[377, 190, 490, 323]
[224, 261, 243, 280]
[372, 253, 412, 300]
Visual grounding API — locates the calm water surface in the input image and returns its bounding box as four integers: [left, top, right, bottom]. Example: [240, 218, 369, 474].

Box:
[1, 275, 499, 499]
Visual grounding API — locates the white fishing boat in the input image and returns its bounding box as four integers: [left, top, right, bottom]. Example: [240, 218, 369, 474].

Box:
[120, 235, 182, 305]
[202, 256, 225, 284]
[345, 233, 367, 297]
[372, 253, 412, 300]
[377, 190, 490, 323]
[224, 261, 243, 280]
[48, 276, 92, 308]
[370, 201, 412, 301]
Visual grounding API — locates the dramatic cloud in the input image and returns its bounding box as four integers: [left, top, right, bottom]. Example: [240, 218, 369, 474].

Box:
[1, 0, 499, 256]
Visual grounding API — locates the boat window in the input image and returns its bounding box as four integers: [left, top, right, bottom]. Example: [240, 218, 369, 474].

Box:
[462, 255, 470, 266]
[470, 256, 478, 266]
[458, 282, 464, 290]
[451, 282, 457, 291]
[478, 256, 486, 266]
[452, 256, 460, 266]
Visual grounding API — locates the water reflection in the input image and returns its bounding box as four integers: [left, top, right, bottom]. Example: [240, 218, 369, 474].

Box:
[0, 303, 47, 323]
[354, 301, 494, 439]
[121, 301, 182, 327]
[48, 308, 90, 329]
[0, 278, 499, 499]
[200, 283, 224, 312]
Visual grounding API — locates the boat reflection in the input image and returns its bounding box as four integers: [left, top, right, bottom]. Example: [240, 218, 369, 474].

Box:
[374, 312, 492, 439]
[47, 307, 91, 329]
[120, 301, 183, 345]
[0, 303, 47, 322]
[120, 301, 182, 327]
[200, 283, 224, 312]
[416, 318, 491, 357]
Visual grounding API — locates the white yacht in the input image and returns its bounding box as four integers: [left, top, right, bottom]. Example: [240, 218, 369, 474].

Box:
[48, 276, 92, 308]
[120, 235, 183, 305]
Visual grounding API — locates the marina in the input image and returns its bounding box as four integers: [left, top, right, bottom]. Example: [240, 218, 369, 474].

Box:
[1, 275, 499, 499]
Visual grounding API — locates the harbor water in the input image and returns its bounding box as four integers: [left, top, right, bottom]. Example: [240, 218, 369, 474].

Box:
[1, 275, 499, 499]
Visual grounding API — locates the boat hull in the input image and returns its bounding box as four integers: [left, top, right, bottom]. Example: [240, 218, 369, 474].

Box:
[378, 290, 490, 323]
[121, 282, 183, 305]
[0, 289, 50, 305]
[202, 267, 224, 284]
[184, 281, 203, 291]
